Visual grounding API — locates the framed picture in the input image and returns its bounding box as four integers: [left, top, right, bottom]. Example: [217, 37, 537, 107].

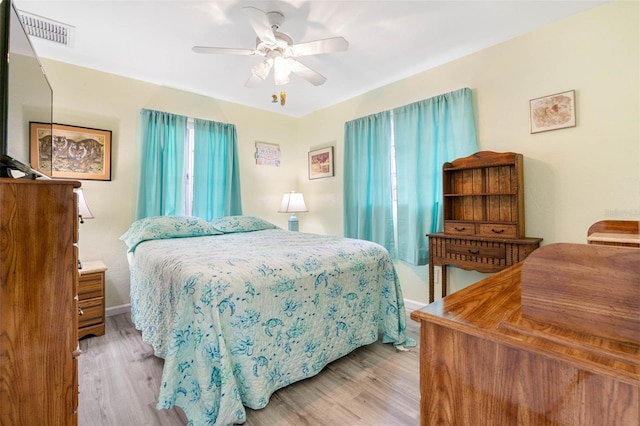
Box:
[30, 122, 112, 180]
[255, 141, 281, 167]
[308, 146, 334, 180]
[529, 90, 576, 134]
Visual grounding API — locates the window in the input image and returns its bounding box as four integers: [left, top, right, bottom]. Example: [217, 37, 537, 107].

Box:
[343, 88, 478, 265]
[137, 109, 242, 220]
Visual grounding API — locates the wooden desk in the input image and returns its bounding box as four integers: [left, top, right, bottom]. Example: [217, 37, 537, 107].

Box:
[411, 243, 639, 425]
[587, 220, 639, 248]
[426, 233, 541, 302]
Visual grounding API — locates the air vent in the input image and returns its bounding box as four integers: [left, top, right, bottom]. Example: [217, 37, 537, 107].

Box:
[18, 10, 74, 47]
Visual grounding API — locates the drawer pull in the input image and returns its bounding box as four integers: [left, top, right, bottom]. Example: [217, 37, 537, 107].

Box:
[454, 227, 466, 231]
[468, 249, 480, 255]
[491, 229, 505, 234]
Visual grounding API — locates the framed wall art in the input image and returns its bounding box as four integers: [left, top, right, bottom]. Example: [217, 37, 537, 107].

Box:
[255, 141, 281, 167]
[529, 90, 576, 134]
[308, 146, 334, 180]
[30, 122, 112, 180]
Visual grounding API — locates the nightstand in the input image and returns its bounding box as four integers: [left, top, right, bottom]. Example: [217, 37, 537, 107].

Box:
[78, 260, 107, 339]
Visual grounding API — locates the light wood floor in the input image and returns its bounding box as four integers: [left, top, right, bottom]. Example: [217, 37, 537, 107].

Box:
[78, 313, 421, 426]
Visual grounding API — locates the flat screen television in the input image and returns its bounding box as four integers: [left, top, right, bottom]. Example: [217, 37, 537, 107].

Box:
[0, 0, 52, 178]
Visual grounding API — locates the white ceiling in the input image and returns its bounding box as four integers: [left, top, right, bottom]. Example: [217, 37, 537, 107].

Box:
[17, 0, 608, 118]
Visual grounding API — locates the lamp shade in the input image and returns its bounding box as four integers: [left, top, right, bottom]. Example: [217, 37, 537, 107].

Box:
[75, 188, 94, 221]
[278, 191, 307, 213]
[252, 58, 273, 80]
[273, 57, 293, 86]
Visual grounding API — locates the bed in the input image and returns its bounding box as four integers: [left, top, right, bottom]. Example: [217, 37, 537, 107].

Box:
[121, 215, 414, 426]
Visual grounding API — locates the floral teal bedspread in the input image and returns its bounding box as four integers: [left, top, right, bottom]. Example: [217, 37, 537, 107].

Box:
[128, 228, 412, 426]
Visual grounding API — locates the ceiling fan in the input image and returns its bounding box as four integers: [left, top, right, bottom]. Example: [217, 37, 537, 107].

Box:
[192, 7, 348, 87]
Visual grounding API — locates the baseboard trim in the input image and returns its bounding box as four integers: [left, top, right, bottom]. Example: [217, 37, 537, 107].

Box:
[106, 303, 131, 317]
[404, 298, 427, 314]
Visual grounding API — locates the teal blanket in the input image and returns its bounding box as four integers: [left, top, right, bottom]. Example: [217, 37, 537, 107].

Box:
[129, 229, 412, 425]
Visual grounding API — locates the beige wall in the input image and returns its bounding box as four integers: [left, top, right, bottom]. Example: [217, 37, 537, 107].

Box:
[299, 0, 639, 302]
[41, 0, 638, 308]
[40, 64, 302, 307]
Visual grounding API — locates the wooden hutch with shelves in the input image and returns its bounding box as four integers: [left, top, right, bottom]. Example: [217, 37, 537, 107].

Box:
[427, 151, 542, 302]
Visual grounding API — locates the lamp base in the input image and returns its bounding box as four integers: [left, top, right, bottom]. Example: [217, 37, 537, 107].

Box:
[288, 213, 299, 232]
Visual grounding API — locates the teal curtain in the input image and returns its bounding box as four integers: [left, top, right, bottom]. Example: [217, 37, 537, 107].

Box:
[192, 119, 242, 220]
[393, 87, 478, 265]
[343, 111, 395, 255]
[136, 109, 187, 219]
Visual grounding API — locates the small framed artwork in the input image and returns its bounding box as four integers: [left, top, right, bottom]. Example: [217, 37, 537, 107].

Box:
[308, 146, 334, 180]
[255, 141, 281, 167]
[30, 122, 112, 180]
[529, 90, 576, 134]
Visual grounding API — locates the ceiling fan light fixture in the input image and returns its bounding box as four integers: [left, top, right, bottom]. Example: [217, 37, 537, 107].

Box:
[194, 7, 348, 88]
[274, 73, 289, 86]
[274, 56, 293, 85]
[252, 58, 273, 80]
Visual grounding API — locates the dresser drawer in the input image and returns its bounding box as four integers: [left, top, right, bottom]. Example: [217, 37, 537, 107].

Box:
[444, 222, 477, 236]
[447, 242, 506, 259]
[477, 223, 518, 238]
[78, 297, 104, 329]
[78, 272, 104, 300]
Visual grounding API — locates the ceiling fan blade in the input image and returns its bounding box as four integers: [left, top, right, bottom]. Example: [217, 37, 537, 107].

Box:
[242, 7, 275, 44]
[192, 46, 255, 55]
[290, 37, 349, 56]
[244, 73, 264, 88]
[290, 60, 326, 86]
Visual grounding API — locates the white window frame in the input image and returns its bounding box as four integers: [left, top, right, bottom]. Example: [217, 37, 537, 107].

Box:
[184, 118, 195, 215]
[389, 111, 398, 257]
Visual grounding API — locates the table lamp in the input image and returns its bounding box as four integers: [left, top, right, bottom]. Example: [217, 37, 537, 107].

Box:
[278, 190, 307, 231]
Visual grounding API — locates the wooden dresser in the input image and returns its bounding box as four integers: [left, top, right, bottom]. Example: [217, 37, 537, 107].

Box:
[427, 151, 542, 302]
[411, 243, 639, 425]
[0, 179, 80, 425]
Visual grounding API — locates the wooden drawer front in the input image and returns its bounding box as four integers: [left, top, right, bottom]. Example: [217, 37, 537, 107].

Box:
[438, 238, 509, 273]
[477, 223, 518, 239]
[78, 273, 104, 300]
[78, 298, 104, 329]
[444, 222, 476, 236]
[447, 242, 506, 259]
